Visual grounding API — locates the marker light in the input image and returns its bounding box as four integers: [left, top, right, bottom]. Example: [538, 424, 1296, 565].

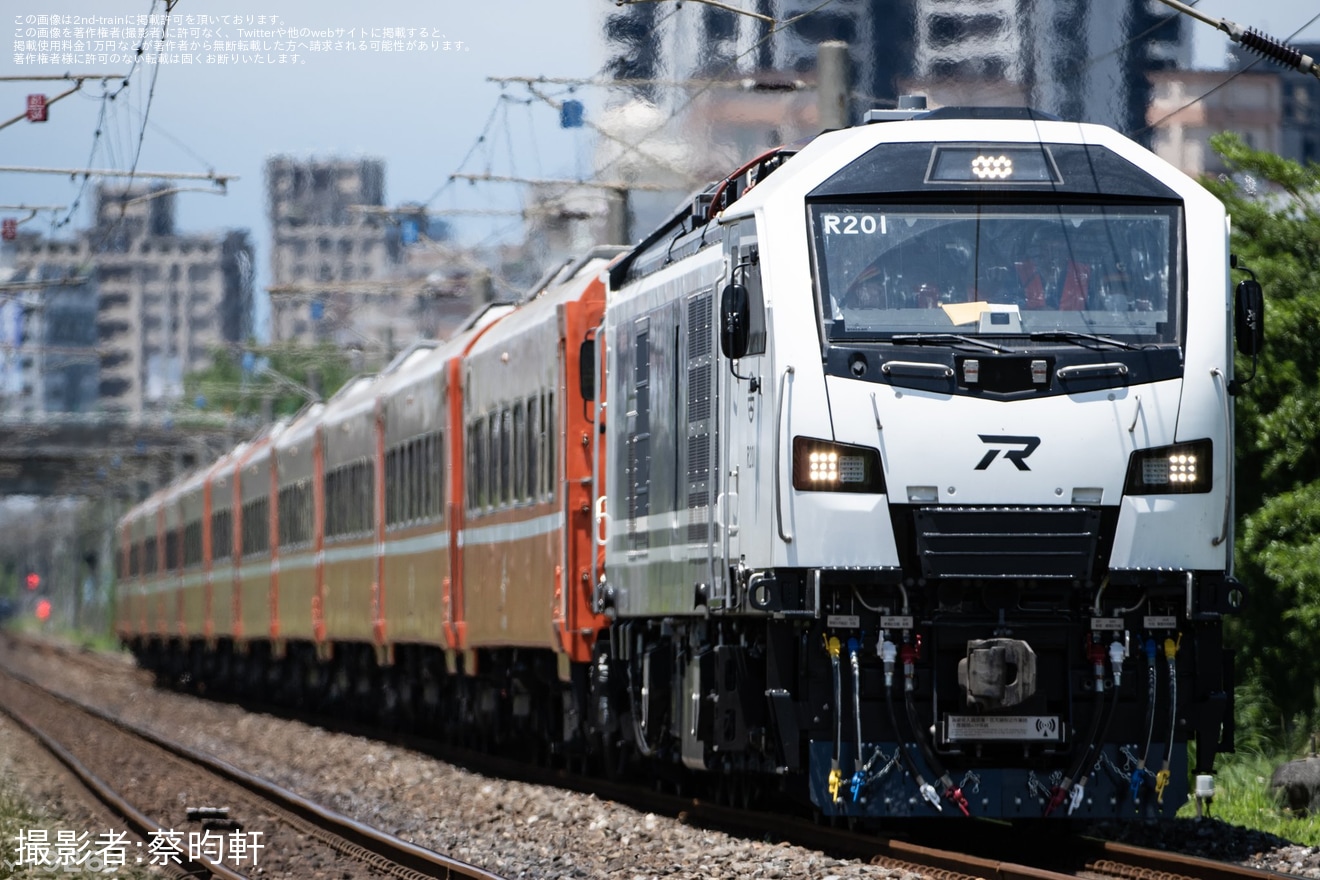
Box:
[1124, 439, 1212, 495]
[971, 155, 1013, 179]
[792, 437, 885, 493]
[927, 146, 1060, 184]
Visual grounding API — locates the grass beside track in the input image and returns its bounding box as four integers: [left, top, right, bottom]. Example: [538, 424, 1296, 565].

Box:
[1178, 749, 1320, 846]
[0, 782, 41, 880]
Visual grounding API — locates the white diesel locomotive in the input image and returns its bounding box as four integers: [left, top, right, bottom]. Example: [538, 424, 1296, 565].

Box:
[120, 107, 1261, 823]
[594, 106, 1260, 819]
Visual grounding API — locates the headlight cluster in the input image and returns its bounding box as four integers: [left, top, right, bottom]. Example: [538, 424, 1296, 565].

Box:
[792, 437, 885, 493]
[1124, 439, 1212, 495]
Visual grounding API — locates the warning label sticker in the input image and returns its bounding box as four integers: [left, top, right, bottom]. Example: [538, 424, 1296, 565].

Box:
[944, 715, 1064, 742]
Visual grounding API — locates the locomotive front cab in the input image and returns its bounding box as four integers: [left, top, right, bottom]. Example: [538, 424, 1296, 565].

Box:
[594, 113, 1247, 821]
[771, 119, 1245, 819]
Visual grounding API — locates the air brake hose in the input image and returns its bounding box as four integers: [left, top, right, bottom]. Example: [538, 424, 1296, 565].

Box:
[848, 640, 864, 775]
[1048, 639, 1106, 816]
[1130, 637, 1159, 805]
[826, 636, 843, 803]
[1068, 648, 1123, 815]
[879, 638, 937, 810]
[1155, 635, 1182, 803]
[901, 641, 966, 814]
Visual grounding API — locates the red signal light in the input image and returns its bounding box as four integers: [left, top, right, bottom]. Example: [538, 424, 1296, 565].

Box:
[25, 572, 39, 590]
[35, 599, 51, 621]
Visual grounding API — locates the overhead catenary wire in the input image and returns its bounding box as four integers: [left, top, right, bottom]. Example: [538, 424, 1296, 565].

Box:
[1131, 11, 1320, 138]
[49, 0, 163, 232]
[1154, 0, 1320, 79]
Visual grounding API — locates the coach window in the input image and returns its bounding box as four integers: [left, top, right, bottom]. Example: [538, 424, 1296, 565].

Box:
[343, 462, 355, 535]
[184, 520, 202, 567]
[298, 481, 312, 544]
[400, 443, 410, 524]
[402, 442, 412, 524]
[415, 438, 426, 521]
[486, 412, 498, 511]
[324, 468, 336, 538]
[536, 394, 547, 499]
[343, 464, 354, 535]
[144, 536, 157, 574]
[384, 446, 396, 527]
[406, 438, 417, 522]
[467, 422, 483, 511]
[414, 439, 424, 522]
[420, 435, 433, 519]
[278, 486, 290, 544]
[359, 459, 368, 532]
[361, 459, 375, 534]
[417, 435, 429, 519]
[495, 408, 508, 507]
[398, 441, 409, 523]
[513, 402, 525, 503]
[212, 508, 232, 560]
[323, 470, 334, 538]
[546, 392, 556, 499]
[404, 439, 415, 522]
[524, 402, 534, 502]
[467, 422, 479, 513]
[345, 464, 356, 533]
[394, 445, 405, 526]
[242, 497, 266, 555]
[430, 431, 444, 518]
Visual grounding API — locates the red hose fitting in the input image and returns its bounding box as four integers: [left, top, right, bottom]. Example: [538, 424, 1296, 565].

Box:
[900, 635, 922, 664]
[945, 786, 970, 816]
[1044, 785, 1068, 817]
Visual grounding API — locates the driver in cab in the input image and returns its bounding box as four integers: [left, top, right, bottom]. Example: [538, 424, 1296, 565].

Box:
[1015, 224, 1091, 311]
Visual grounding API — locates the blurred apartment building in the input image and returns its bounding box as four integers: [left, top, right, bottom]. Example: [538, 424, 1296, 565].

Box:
[266, 157, 484, 355]
[7, 185, 253, 417]
[595, 0, 1187, 242]
[0, 267, 96, 420]
[603, 0, 1187, 139]
[1147, 44, 1320, 177]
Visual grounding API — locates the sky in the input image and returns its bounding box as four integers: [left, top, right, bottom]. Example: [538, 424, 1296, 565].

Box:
[2, 0, 1318, 328]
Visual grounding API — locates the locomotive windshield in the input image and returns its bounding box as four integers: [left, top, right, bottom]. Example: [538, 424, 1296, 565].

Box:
[809, 204, 1181, 345]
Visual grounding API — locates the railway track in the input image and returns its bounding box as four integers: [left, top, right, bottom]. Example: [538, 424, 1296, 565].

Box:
[579, 779, 1293, 880]
[0, 662, 505, 880]
[0, 634, 1296, 880]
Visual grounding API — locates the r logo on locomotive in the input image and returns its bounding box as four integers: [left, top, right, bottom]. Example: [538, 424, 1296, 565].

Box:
[974, 434, 1041, 471]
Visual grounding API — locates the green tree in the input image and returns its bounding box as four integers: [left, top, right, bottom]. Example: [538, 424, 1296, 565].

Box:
[184, 343, 357, 419]
[1203, 133, 1320, 736]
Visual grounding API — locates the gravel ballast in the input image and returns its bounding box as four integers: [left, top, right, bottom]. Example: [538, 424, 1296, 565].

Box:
[1, 635, 1316, 879]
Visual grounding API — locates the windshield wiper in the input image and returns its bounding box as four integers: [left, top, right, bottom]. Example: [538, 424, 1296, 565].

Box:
[1028, 331, 1139, 351]
[889, 333, 1016, 354]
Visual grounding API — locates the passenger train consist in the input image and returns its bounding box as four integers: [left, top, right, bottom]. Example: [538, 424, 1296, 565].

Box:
[118, 107, 1263, 820]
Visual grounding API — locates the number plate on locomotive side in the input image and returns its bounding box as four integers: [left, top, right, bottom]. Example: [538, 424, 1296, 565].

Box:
[944, 715, 1064, 741]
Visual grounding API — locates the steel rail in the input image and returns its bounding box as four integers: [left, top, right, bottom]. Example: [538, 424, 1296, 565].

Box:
[0, 664, 505, 880]
[0, 691, 247, 880]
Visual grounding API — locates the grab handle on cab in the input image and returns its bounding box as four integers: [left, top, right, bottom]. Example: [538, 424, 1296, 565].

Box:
[594, 495, 610, 548]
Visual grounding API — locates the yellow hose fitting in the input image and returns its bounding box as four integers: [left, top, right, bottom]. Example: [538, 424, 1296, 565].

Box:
[1164, 633, 1182, 660]
[828, 766, 843, 803]
[826, 636, 841, 658]
[1155, 768, 1170, 803]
